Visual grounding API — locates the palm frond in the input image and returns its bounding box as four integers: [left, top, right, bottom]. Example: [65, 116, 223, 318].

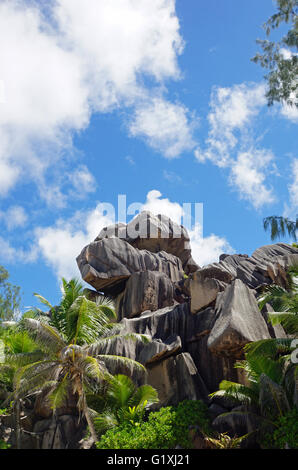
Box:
[60, 278, 85, 313]
[33, 293, 53, 310]
[96, 355, 146, 376]
[263, 216, 297, 241]
[23, 318, 66, 353]
[94, 409, 118, 434]
[131, 384, 159, 407]
[268, 312, 298, 335]
[235, 355, 284, 385]
[4, 351, 47, 368]
[95, 296, 116, 321]
[106, 374, 135, 407]
[209, 380, 259, 406]
[86, 332, 151, 355]
[14, 361, 61, 397]
[48, 375, 69, 411]
[244, 338, 294, 359]
[79, 356, 108, 382]
[67, 296, 112, 345]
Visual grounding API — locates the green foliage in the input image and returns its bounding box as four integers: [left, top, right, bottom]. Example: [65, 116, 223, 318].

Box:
[0, 408, 8, 415]
[94, 374, 159, 434]
[0, 266, 21, 321]
[260, 408, 298, 449]
[3, 278, 150, 442]
[258, 264, 298, 335]
[204, 432, 249, 449]
[252, 0, 298, 108]
[96, 400, 211, 449]
[0, 440, 11, 449]
[263, 216, 298, 241]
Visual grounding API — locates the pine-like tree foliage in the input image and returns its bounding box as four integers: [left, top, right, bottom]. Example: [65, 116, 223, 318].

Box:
[252, 0, 298, 108]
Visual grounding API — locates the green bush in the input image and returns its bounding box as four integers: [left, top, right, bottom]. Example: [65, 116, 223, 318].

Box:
[261, 408, 298, 449]
[96, 400, 210, 449]
[0, 440, 10, 449]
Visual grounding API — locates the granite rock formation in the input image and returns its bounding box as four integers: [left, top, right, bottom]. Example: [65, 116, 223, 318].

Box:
[77, 212, 298, 409]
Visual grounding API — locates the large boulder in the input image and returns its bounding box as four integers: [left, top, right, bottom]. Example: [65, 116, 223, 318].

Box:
[77, 237, 183, 295]
[96, 211, 199, 275]
[189, 270, 227, 314]
[204, 243, 298, 290]
[207, 279, 271, 356]
[116, 270, 175, 319]
[138, 335, 182, 365]
[146, 352, 209, 407]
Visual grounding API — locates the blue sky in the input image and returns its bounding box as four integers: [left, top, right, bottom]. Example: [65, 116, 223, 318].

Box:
[0, 0, 297, 311]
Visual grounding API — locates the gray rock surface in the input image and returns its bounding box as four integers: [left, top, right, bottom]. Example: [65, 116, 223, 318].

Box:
[116, 270, 175, 319]
[189, 270, 226, 314]
[207, 279, 271, 355]
[146, 352, 208, 407]
[96, 211, 199, 274]
[77, 237, 183, 295]
[204, 243, 298, 290]
[138, 335, 182, 365]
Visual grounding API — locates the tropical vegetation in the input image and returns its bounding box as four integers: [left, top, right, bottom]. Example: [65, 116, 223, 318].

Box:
[252, 0, 298, 108]
[211, 264, 298, 448]
[96, 400, 211, 449]
[0, 278, 150, 444]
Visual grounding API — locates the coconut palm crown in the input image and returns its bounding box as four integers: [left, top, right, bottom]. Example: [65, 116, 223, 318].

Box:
[5, 278, 151, 442]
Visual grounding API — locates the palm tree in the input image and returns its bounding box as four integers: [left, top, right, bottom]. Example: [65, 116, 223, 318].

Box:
[93, 374, 159, 435]
[5, 279, 151, 444]
[263, 216, 298, 242]
[258, 264, 298, 335]
[210, 352, 294, 445]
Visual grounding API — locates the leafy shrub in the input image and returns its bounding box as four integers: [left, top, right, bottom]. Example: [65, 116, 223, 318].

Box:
[260, 408, 298, 449]
[96, 400, 210, 449]
[0, 440, 10, 449]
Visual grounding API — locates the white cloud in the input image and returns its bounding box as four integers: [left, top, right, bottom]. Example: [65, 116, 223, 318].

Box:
[129, 97, 197, 158]
[196, 82, 266, 167]
[230, 150, 276, 209]
[0, 0, 184, 201]
[0, 236, 37, 264]
[125, 155, 135, 165]
[4, 189, 234, 279]
[0, 159, 20, 197]
[194, 82, 275, 209]
[35, 206, 114, 279]
[163, 170, 182, 183]
[289, 159, 298, 210]
[142, 191, 234, 266]
[284, 158, 298, 218]
[142, 190, 184, 224]
[0, 206, 28, 230]
[280, 101, 298, 123]
[69, 165, 97, 197]
[189, 224, 235, 267]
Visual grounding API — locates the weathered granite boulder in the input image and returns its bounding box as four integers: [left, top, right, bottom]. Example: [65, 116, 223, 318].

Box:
[146, 352, 208, 408]
[138, 335, 182, 365]
[116, 270, 175, 319]
[120, 303, 249, 392]
[207, 279, 271, 356]
[189, 271, 227, 314]
[96, 211, 199, 274]
[204, 243, 298, 290]
[77, 237, 183, 295]
[33, 415, 85, 449]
